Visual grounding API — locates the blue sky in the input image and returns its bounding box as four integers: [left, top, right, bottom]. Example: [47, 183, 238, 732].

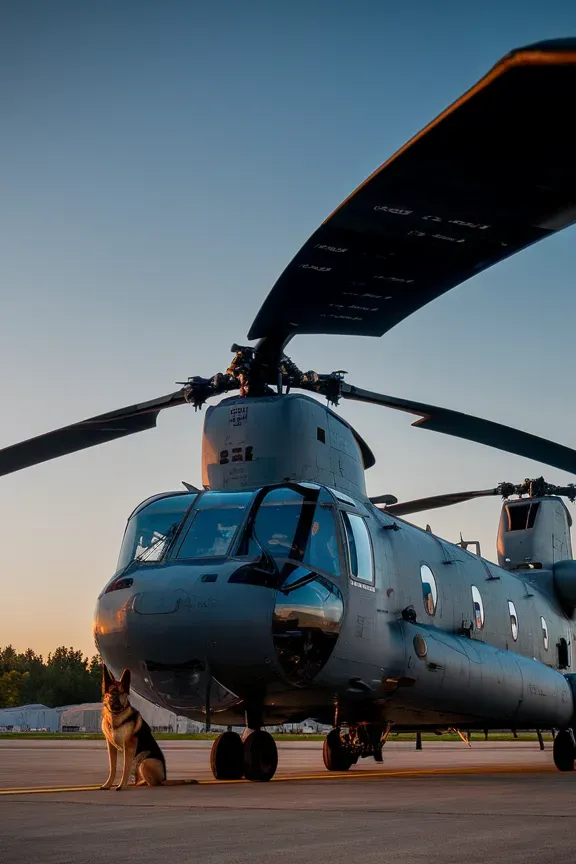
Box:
[1, 0, 576, 657]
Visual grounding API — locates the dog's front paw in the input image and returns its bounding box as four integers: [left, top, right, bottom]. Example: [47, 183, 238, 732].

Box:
[100, 784, 113, 790]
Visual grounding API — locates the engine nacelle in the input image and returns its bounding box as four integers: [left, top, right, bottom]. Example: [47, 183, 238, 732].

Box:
[497, 495, 573, 571]
[201, 393, 374, 498]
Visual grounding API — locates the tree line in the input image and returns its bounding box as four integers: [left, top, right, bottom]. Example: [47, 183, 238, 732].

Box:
[0, 646, 102, 709]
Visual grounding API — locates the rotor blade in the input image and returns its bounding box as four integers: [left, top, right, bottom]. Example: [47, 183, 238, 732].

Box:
[248, 38, 576, 344]
[340, 383, 576, 475]
[0, 390, 188, 478]
[378, 489, 499, 517]
[369, 494, 398, 506]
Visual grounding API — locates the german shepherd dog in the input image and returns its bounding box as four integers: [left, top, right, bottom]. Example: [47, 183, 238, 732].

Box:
[101, 665, 167, 790]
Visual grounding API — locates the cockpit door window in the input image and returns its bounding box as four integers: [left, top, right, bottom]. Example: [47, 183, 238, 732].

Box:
[342, 512, 374, 584]
[250, 487, 304, 559]
[303, 498, 340, 576]
[250, 486, 340, 577]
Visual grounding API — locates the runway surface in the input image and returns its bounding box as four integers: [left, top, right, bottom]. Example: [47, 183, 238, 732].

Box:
[1, 739, 575, 863]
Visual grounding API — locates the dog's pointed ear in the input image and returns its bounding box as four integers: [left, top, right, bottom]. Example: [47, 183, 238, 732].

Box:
[119, 668, 131, 693]
[102, 664, 115, 695]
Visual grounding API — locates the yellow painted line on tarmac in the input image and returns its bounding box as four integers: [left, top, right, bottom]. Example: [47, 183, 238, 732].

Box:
[200, 763, 557, 785]
[0, 785, 102, 795]
[0, 764, 558, 795]
[0, 779, 199, 795]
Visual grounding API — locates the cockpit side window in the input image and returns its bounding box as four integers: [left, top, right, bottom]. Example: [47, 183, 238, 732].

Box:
[342, 512, 374, 584]
[117, 493, 197, 570]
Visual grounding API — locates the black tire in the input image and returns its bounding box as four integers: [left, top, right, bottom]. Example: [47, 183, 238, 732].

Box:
[210, 731, 244, 780]
[323, 729, 355, 771]
[243, 730, 278, 782]
[553, 729, 575, 772]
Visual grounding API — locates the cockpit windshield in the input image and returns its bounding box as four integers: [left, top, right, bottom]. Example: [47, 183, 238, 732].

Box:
[118, 485, 343, 575]
[117, 492, 197, 570]
[175, 491, 255, 559]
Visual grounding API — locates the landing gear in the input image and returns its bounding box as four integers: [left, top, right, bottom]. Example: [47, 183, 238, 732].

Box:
[209, 728, 279, 781]
[243, 730, 278, 782]
[323, 723, 388, 771]
[210, 731, 244, 780]
[323, 728, 357, 771]
[553, 729, 576, 772]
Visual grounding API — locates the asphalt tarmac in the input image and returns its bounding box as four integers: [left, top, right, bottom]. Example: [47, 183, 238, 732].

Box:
[1, 739, 574, 864]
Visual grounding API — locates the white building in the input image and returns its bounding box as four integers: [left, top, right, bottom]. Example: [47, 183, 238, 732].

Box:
[1, 695, 330, 735]
[57, 693, 205, 733]
[59, 703, 103, 733]
[0, 703, 60, 732]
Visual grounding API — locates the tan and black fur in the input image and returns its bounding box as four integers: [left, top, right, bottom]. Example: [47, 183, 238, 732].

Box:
[100, 665, 166, 790]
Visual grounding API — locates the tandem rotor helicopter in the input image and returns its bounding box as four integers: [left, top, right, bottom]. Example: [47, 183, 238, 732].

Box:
[4, 38, 576, 782]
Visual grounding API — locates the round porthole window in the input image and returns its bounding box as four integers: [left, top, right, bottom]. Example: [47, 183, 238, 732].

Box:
[420, 564, 438, 616]
[508, 600, 518, 641]
[541, 616, 549, 651]
[471, 585, 484, 630]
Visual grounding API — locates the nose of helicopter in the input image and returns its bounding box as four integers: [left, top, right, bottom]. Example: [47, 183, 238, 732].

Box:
[95, 562, 279, 710]
[95, 560, 344, 712]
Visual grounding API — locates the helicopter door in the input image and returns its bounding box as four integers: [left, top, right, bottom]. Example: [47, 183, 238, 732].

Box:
[338, 510, 381, 670]
[341, 511, 375, 589]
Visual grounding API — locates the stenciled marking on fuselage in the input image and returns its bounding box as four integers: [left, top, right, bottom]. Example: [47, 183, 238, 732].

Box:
[350, 580, 376, 593]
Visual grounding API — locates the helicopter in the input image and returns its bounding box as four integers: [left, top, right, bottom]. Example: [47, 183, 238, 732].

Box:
[3, 37, 576, 782]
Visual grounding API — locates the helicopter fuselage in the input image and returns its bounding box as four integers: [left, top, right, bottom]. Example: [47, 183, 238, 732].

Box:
[94, 480, 576, 733]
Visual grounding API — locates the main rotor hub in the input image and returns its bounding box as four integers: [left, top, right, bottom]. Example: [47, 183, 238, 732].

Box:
[499, 477, 576, 503]
[178, 344, 347, 410]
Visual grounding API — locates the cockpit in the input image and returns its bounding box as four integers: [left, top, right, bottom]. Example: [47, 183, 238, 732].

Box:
[114, 484, 373, 683]
[113, 483, 375, 684]
[117, 484, 347, 578]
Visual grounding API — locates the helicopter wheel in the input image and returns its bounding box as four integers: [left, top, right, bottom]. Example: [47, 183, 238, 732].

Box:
[553, 729, 575, 772]
[210, 731, 245, 780]
[243, 730, 278, 782]
[323, 729, 356, 771]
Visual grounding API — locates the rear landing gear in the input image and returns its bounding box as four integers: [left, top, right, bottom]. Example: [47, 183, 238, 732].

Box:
[209, 728, 279, 782]
[323, 728, 357, 771]
[553, 729, 576, 772]
[323, 725, 385, 771]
